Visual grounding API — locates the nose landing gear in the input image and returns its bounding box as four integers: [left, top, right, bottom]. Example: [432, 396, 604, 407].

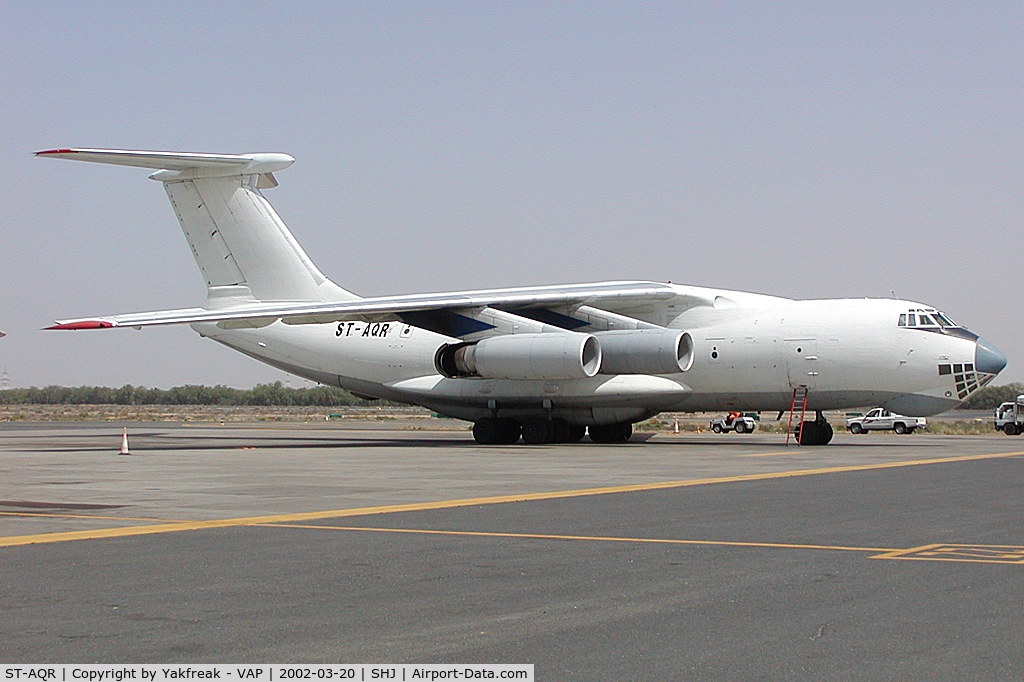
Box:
[796, 412, 834, 446]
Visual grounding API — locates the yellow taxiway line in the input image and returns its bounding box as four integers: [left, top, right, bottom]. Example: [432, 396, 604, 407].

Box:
[266, 523, 900, 554]
[2, 449, 1022, 548]
[265, 526, 1024, 565]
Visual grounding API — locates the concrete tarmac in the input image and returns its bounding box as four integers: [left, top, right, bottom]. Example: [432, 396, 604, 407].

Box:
[2, 422, 1024, 679]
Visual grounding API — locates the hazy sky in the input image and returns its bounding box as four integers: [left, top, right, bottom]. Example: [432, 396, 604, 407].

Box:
[2, 2, 1022, 388]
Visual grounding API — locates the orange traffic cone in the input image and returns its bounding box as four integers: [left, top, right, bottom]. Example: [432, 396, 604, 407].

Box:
[120, 427, 131, 456]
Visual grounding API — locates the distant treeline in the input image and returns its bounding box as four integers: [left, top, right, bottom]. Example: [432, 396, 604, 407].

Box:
[0, 381, 1019, 410]
[0, 382, 383, 407]
[956, 382, 1024, 410]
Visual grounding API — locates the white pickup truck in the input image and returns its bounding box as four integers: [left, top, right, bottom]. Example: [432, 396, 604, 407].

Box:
[846, 408, 926, 434]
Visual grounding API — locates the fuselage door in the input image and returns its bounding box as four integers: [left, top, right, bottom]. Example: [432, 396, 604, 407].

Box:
[784, 339, 819, 389]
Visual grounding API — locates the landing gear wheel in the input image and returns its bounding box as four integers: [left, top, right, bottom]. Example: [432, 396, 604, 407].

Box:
[473, 418, 499, 444]
[566, 424, 587, 442]
[820, 421, 834, 444]
[522, 418, 555, 444]
[473, 418, 521, 445]
[494, 418, 521, 444]
[798, 420, 833, 446]
[588, 422, 633, 443]
[550, 418, 572, 443]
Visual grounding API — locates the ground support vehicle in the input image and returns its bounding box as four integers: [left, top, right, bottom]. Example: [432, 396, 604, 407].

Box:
[710, 413, 757, 434]
[994, 395, 1024, 435]
[846, 408, 926, 434]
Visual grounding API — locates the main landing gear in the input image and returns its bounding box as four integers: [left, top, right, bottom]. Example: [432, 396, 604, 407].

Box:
[471, 418, 522, 445]
[472, 417, 627, 445]
[587, 422, 633, 443]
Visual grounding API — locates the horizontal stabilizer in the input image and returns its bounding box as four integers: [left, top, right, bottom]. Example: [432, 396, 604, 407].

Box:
[35, 148, 294, 181]
[36, 146, 355, 303]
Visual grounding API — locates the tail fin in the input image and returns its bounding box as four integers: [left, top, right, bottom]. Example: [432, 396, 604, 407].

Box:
[35, 149, 358, 305]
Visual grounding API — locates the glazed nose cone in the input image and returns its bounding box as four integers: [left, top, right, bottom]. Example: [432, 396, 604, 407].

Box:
[975, 337, 1008, 376]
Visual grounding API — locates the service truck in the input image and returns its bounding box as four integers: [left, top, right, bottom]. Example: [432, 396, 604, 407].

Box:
[846, 408, 926, 434]
[994, 395, 1024, 435]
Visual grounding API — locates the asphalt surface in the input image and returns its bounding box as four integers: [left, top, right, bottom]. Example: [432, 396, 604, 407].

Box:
[2, 423, 1024, 680]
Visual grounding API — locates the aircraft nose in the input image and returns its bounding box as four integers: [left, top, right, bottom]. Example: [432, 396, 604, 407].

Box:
[975, 337, 1007, 376]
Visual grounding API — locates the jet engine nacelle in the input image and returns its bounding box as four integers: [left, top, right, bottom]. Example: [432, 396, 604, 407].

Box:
[595, 329, 694, 375]
[436, 332, 602, 380]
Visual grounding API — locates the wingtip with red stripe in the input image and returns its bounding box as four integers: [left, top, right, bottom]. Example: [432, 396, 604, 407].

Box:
[45, 321, 115, 330]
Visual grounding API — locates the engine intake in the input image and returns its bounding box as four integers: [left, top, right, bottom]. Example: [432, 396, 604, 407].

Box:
[595, 329, 693, 375]
[436, 332, 602, 380]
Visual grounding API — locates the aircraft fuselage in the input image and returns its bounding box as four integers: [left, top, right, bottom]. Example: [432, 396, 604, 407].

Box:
[196, 286, 996, 424]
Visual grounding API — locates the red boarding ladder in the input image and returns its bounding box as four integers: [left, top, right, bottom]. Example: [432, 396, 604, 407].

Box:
[786, 386, 809, 445]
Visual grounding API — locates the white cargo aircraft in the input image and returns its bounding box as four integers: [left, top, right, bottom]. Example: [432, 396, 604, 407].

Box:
[37, 148, 1007, 445]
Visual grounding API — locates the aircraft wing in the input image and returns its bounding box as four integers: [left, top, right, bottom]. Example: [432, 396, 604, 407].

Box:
[47, 281, 691, 330]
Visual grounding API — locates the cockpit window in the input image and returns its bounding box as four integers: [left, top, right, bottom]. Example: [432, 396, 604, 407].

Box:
[898, 309, 961, 329]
